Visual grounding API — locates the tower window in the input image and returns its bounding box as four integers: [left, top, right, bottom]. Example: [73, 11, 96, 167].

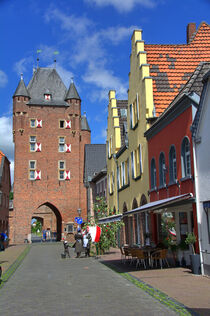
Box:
[60, 120, 65, 128]
[58, 160, 65, 180]
[30, 136, 36, 152]
[59, 137, 65, 152]
[30, 119, 36, 128]
[29, 160, 36, 180]
[44, 94, 51, 101]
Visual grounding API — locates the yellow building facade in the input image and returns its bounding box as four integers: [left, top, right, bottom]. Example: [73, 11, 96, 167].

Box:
[107, 29, 155, 245]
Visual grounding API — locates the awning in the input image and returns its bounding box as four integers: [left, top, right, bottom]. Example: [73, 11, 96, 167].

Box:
[98, 213, 123, 224]
[123, 193, 195, 217]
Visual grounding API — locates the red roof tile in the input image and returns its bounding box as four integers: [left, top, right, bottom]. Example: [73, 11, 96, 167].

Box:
[145, 22, 210, 116]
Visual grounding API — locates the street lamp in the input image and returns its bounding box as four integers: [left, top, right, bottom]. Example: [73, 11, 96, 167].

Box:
[77, 208, 82, 217]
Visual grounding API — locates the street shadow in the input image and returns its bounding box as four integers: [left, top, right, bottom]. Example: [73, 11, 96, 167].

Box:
[191, 308, 210, 316]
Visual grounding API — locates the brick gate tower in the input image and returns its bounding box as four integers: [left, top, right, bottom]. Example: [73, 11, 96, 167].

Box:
[11, 67, 91, 243]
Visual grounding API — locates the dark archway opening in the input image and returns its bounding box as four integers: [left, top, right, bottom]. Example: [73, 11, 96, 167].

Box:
[31, 202, 62, 242]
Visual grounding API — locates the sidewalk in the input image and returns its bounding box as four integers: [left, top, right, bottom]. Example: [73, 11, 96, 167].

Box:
[0, 244, 28, 274]
[99, 248, 210, 316]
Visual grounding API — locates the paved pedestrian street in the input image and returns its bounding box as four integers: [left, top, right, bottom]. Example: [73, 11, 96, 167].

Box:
[0, 244, 178, 316]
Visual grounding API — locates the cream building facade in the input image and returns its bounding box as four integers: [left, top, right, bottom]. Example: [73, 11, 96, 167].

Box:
[107, 30, 155, 245]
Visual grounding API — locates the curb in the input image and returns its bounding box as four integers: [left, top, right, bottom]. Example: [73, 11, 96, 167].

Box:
[0, 245, 31, 290]
[100, 261, 198, 316]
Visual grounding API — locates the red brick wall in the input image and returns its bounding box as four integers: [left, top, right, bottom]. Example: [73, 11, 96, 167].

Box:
[12, 96, 90, 243]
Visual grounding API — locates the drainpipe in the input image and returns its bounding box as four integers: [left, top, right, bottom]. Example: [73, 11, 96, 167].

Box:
[192, 141, 204, 275]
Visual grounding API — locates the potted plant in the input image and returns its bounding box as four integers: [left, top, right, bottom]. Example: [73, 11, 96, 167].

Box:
[185, 232, 201, 274]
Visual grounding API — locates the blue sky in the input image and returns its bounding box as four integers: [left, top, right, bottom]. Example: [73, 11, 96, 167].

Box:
[0, 0, 209, 182]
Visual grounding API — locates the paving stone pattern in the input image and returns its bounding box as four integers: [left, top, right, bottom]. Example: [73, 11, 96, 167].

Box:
[0, 244, 178, 316]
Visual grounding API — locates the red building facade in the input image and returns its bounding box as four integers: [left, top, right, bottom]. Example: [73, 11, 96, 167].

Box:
[0, 151, 11, 236]
[11, 68, 91, 243]
[145, 63, 210, 254]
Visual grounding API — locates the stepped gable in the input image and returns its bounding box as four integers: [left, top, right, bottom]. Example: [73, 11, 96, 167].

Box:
[27, 67, 68, 106]
[145, 22, 210, 116]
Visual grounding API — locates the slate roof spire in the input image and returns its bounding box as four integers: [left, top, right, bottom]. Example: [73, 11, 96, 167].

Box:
[13, 73, 30, 98]
[65, 80, 81, 101]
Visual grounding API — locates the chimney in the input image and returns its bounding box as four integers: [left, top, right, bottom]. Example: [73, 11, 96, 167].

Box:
[187, 23, 196, 44]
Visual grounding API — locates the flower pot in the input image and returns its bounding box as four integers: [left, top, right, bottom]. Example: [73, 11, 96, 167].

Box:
[190, 254, 201, 275]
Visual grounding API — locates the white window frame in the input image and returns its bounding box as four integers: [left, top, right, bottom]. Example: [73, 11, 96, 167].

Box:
[30, 136, 36, 152]
[59, 137, 65, 152]
[29, 160, 36, 180]
[58, 160, 65, 180]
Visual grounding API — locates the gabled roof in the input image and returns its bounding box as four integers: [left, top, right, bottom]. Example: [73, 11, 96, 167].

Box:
[145, 22, 210, 116]
[13, 78, 30, 98]
[145, 62, 210, 139]
[27, 68, 68, 107]
[65, 82, 81, 100]
[191, 69, 210, 139]
[84, 144, 106, 184]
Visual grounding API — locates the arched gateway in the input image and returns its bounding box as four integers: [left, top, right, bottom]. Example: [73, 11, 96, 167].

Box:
[11, 67, 91, 244]
[31, 202, 62, 242]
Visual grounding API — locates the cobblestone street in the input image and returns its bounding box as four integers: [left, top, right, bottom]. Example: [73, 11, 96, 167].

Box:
[0, 244, 178, 316]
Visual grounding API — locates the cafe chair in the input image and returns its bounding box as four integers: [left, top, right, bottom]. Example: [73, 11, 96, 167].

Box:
[123, 247, 132, 263]
[151, 249, 169, 269]
[135, 249, 149, 269]
[119, 246, 126, 263]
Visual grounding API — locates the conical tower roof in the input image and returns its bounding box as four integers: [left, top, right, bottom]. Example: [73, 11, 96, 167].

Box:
[81, 114, 91, 132]
[13, 76, 30, 98]
[65, 82, 81, 101]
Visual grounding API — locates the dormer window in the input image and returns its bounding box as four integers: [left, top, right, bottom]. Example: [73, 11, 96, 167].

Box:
[44, 94, 51, 101]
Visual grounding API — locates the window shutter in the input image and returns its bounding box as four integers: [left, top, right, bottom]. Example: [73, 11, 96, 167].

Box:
[64, 170, 71, 180]
[139, 144, 143, 175]
[35, 170, 41, 180]
[36, 119, 42, 128]
[131, 151, 134, 178]
[65, 144, 71, 153]
[136, 93, 139, 120]
[65, 120, 71, 129]
[130, 104, 133, 128]
[35, 143, 42, 152]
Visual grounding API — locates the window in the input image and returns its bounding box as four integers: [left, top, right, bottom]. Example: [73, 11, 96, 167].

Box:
[120, 109, 127, 118]
[44, 94, 51, 100]
[30, 136, 36, 152]
[30, 119, 36, 128]
[181, 137, 191, 178]
[129, 94, 139, 129]
[151, 158, 156, 189]
[29, 160, 36, 180]
[108, 172, 114, 194]
[203, 202, 210, 243]
[58, 160, 65, 180]
[60, 120, 65, 128]
[59, 137, 65, 152]
[169, 146, 177, 183]
[66, 223, 74, 234]
[131, 145, 142, 179]
[107, 137, 112, 158]
[159, 152, 166, 187]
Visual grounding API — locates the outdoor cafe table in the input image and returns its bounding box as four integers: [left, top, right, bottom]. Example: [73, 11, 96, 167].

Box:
[133, 247, 157, 268]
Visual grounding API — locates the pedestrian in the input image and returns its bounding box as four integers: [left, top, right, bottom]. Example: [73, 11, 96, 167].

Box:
[63, 240, 70, 258]
[0, 232, 6, 251]
[83, 227, 91, 257]
[74, 227, 83, 258]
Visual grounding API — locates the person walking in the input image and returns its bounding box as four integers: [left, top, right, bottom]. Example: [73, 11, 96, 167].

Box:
[74, 227, 83, 258]
[63, 240, 71, 258]
[83, 227, 91, 257]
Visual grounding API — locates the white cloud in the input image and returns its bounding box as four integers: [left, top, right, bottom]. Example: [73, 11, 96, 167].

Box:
[13, 57, 33, 76]
[84, 0, 156, 12]
[0, 116, 14, 159]
[0, 116, 14, 182]
[0, 70, 8, 88]
[44, 8, 93, 35]
[83, 63, 127, 100]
